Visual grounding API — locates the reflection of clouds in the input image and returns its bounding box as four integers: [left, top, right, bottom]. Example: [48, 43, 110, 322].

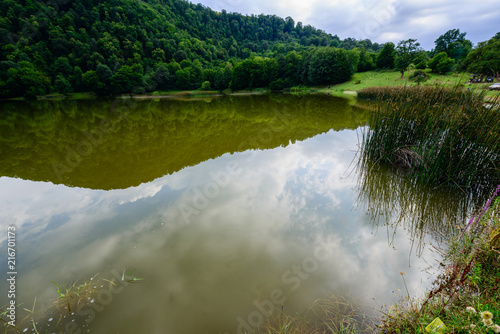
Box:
[0, 177, 95, 242]
[118, 184, 164, 205]
[0, 129, 437, 333]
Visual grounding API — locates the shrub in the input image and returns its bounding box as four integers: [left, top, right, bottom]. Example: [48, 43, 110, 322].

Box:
[201, 80, 211, 90]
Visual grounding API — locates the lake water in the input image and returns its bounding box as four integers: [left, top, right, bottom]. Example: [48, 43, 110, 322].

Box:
[0, 94, 478, 333]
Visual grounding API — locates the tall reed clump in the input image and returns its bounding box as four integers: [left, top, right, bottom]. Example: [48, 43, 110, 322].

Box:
[361, 85, 500, 189]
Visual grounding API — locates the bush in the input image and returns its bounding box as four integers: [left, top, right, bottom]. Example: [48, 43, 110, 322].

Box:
[269, 78, 285, 90]
[409, 71, 429, 84]
[201, 81, 211, 90]
[428, 52, 455, 73]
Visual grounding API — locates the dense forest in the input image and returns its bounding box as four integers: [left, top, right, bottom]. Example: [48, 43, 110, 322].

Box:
[0, 0, 499, 98]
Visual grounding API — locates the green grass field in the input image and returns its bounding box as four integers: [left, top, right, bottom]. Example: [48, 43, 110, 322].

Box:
[324, 70, 498, 98]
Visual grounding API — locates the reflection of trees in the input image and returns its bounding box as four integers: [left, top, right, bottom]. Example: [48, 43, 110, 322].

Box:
[0, 94, 368, 190]
[356, 154, 490, 254]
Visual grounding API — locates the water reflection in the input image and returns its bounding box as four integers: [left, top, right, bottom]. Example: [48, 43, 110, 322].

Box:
[0, 95, 472, 333]
[0, 94, 365, 190]
[356, 151, 489, 256]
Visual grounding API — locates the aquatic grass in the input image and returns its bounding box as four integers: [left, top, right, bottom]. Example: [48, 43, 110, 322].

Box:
[361, 85, 500, 190]
[355, 153, 490, 255]
[1, 269, 142, 333]
[380, 186, 500, 332]
[260, 294, 375, 334]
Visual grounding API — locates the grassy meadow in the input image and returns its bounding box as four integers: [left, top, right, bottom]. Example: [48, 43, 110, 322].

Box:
[324, 70, 499, 99]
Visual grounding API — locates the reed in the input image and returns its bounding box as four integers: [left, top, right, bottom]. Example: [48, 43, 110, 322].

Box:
[361, 85, 500, 189]
[260, 294, 375, 333]
[380, 185, 500, 332]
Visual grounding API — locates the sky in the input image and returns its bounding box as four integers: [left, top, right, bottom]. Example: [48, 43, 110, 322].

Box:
[191, 0, 500, 50]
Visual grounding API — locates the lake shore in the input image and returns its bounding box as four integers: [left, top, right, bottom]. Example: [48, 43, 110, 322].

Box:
[2, 70, 497, 102]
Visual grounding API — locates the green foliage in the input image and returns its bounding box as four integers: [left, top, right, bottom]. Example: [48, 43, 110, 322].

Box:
[0, 0, 383, 97]
[428, 52, 455, 73]
[54, 74, 73, 95]
[434, 28, 472, 61]
[111, 64, 144, 94]
[408, 71, 429, 84]
[413, 52, 428, 69]
[308, 47, 359, 85]
[381, 189, 500, 333]
[200, 80, 211, 90]
[231, 57, 278, 90]
[82, 70, 102, 93]
[395, 39, 421, 77]
[49, 57, 73, 78]
[436, 57, 455, 73]
[356, 47, 374, 72]
[465, 35, 500, 76]
[269, 78, 286, 90]
[376, 42, 395, 69]
[3, 61, 51, 98]
[362, 86, 500, 188]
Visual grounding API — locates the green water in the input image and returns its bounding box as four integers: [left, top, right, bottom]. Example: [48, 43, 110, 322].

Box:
[0, 94, 363, 190]
[0, 94, 478, 333]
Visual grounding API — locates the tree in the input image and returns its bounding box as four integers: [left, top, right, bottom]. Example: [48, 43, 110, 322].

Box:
[437, 57, 455, 73]
[395, 39, 421, 78]
[4, 61, 51, 98]
[96, 63, 113, 94]
[434, 29, 472, 61]
[231, 57, 277, 90]
[376, 42, 395, 69]
[54, 74, 73, 94]
[428, 52, 455, 73]
[82, 70, 104, 93]
[308, 47, 359, 85]
[147, 63, 174, 91]
[111, 65, 144, 93]
[464, 37, 500, 76]
[0, 0, 390, 97]
[201, 81, 210, 90]
[49, 57, 73, 78]
[357, 48, 374, 72]
[414, 52, 428, 70]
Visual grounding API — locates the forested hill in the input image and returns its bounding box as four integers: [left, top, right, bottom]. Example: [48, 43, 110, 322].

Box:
[0, 0, 382, 98]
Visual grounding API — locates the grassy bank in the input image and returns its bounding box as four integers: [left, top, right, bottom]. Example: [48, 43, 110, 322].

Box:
[361, 85, 500, 189]
[380, 185, 500, 333]
[326, 70, 499, 99]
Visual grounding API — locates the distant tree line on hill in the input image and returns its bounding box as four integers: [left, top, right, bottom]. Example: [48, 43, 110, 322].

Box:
[0, 0, 499, 98]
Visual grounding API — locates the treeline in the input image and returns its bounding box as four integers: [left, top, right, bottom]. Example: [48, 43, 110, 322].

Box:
[0, 0, 499, 99]
[0, 0, 381, 98]
[375, 29, 500, 77]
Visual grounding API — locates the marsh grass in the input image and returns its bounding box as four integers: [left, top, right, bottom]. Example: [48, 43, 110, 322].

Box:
[260, 294, 376, 334]
[0, 269, 142, 333]
[380, 185, 500, 332]
[361, 85, 500, 190]
[356, 154, 491, 254]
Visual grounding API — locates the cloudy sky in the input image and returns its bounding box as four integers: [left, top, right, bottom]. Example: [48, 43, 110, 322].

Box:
[193, 0, 499, 50]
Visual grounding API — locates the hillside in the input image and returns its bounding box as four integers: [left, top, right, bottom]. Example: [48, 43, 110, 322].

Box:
[0, 0, 381, 98]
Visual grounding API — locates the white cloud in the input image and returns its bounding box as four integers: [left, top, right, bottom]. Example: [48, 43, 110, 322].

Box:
[194, 0, 499, 49]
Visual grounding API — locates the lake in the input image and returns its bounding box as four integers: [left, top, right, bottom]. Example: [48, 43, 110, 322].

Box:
[0, 94, 478, 333]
